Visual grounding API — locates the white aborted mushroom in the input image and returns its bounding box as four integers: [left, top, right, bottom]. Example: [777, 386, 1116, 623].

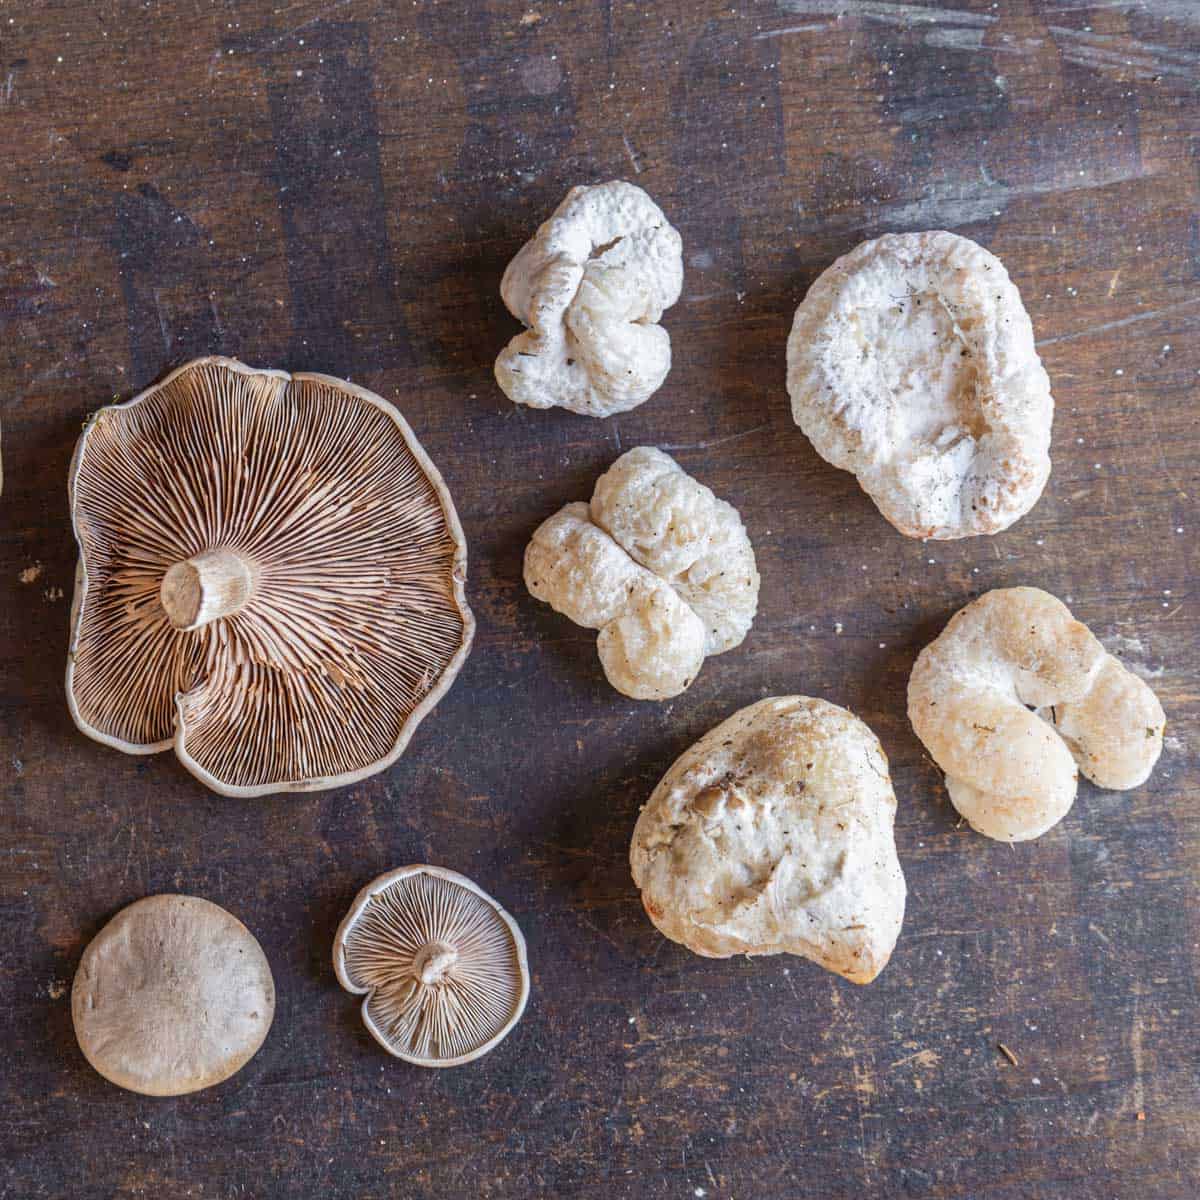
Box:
[786, 231, 1053, 539]
[495, 180, 684, 417]
[524, 446, 760, 699]
[65, 356, 474, 797]
[72, 895, 275, 1096]
[333, 865, 530, 1068]
[630, 697, 907, 984]
[908, 587, 1166, 841]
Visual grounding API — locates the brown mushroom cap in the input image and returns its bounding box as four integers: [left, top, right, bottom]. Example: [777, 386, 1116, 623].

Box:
[66, 357, 474, 797]
[72, 895, 275, 1096]
[333, 865, 530, 1068]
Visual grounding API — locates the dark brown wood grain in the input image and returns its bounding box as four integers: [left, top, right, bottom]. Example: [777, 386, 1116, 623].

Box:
[1, 2, 1198, 1197]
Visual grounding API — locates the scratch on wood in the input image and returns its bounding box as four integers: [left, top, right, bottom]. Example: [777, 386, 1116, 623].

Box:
[776, 1, 993, 27]
[1048, 25, 1200, 80]
[1036, 297, 1200, 347]
[1130, 993, 1145, 1123]
[891, 1048, 940, 1071]
[659, 424, 768, 452]
[621, 132, 642, 175]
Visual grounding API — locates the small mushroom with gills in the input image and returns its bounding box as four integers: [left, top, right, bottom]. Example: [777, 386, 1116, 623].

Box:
[71, 895, 275, 1096]
[333, 865, 530, 1067]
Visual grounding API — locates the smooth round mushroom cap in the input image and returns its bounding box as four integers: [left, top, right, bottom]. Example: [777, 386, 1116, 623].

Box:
[630, 696, 907, 984]
[333, 866, 530, 1068]
[786, 231, 1053, 540]
[72, 895, 274, 1097]
[66, 356, 474, 797]
[908, 587, 1166, 841]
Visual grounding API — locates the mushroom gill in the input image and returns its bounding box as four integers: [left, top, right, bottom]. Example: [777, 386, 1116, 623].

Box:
[66, 357, 473, 796]
[334, 866, 530, 1067]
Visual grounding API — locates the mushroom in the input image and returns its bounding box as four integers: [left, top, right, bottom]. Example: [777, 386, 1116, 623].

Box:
[72, 894, 274, 1096]
[630, 696, 907, 984]
[786, 231, 1053, 539]
[495, 180, 684, 417]
[524, 446, 760, 699]
[908, 587, 1166, 841]
[66, 356, 474, 797]
[333, 865, 530, 1067]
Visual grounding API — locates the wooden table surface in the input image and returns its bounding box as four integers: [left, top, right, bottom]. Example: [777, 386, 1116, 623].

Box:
[2, 2, 1197, 1197]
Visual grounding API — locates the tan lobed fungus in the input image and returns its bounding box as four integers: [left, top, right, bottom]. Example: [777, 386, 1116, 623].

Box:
[495, 180, 684, 417]
[786, 231, 1053, 539]
[630, 697, 906, 984]
[524, 446, 759, 699]
[66, 356, 473, 798]
[72, 895, 274, 1096]
[333, 865, 530, 1068]
[908, 587, 1166, 842]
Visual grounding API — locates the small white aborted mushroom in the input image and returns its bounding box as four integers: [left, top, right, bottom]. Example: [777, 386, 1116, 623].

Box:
[524, 446, 759, 700]
[333, 865, 530, 1068]
[908, 587, 1166, 842]
[786, 231, 1053, 539]
[72, 895, 274, 1096]
[66, 356, 474, 797]
[630, 696, 907, 984]
[495, 180, 684, 417]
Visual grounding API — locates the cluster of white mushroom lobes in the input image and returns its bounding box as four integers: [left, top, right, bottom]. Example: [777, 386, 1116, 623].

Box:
[787, 231, 1054, 540]
[72, 895, 275, 1097]
[524, 446, 760, 699]
[631, 697, 906, 984]
[494, 180, 683, 417]
[909, 587, 1165, 842]
[333, 866, 530, 1068]
[66, 357, 474, 798]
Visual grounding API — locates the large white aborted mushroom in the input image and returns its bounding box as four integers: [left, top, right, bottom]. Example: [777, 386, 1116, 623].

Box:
[72, 894, 274, 1096]
[495, 180, 684, 417]
[66, 356, 474, 797]
[908, 587, 1166, 842]
[524, 446, 759, 700]
[333, 865, 530, 1067]
[630, 697, 907, 984]
[786, 231, 1053, 539]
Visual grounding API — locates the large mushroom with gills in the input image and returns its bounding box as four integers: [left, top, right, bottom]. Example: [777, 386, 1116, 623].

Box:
[66, 357, 474, 797]
[333, 865, 530, 1067]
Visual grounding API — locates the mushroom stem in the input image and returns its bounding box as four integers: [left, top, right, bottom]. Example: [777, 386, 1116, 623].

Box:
[160, 548, 253, 631]
[413, 941, 459, 986]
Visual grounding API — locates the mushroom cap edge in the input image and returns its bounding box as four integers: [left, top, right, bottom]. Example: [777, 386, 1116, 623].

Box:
[332, 864, 531, 1068]
[64, 355, 476, 798]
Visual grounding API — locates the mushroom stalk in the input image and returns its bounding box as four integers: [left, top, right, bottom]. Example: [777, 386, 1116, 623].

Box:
[413, 941, 459, 985]
[160, 548, 253, 631]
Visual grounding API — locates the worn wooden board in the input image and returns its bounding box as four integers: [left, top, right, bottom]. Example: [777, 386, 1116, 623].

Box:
[1, 1, 1197, 1196]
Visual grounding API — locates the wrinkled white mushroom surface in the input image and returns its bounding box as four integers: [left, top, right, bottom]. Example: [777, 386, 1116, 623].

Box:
[787, 231, 1053, 539]
[524, 447, 759, 699]
[908, 587, 1166, 842]
[495, 180, 683, 417]
[630, 696, 906, 984]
